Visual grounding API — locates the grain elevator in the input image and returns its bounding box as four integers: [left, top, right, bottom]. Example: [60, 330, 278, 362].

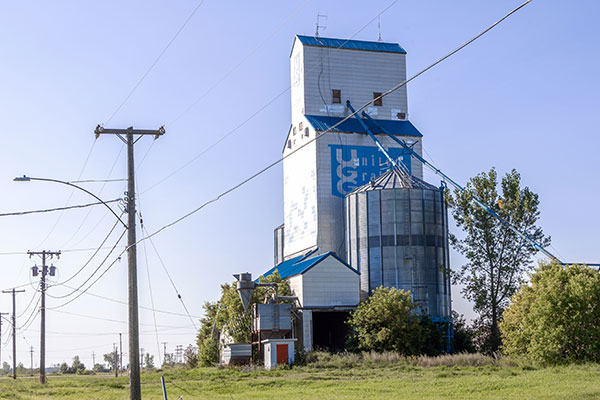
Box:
[267, 35, 452, 351]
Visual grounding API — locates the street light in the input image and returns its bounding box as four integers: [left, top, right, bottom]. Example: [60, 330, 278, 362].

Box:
[14, 174, 128, 385]
[13, 175, 127, 229]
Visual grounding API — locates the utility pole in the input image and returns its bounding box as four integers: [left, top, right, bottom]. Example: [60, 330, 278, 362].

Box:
[2, 288, 25, 379]
[29, 346, 33, 376]
[92, 352, 96, 367]
[95, 125, 165, 400]
[0, 312, 8, 367]
[113, 344, 118, 378]
[161, 342, 167, 366]
[119, 333, 123, 375]
[28, 250, 60, 384]
[140, 348, 144, 370]
[175, 345, 183, 364]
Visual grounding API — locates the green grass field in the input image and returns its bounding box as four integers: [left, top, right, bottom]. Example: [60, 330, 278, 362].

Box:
[0, 362, 599, 400]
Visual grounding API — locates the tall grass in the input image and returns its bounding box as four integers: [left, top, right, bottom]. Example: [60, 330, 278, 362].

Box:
[303, 351, 531, 369]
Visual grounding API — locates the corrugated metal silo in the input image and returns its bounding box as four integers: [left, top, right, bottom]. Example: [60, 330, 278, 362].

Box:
[345, 169, 451, 319]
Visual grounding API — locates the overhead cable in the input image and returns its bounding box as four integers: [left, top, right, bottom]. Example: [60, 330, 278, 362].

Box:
[48, 229, 127, 299]
[140, 0, 401, 195]
[104, 0, 207, 124]
[143, 225, 198, 330]
[135, 0, 534, 247]
[168, 0, 313, 125]
[51, 217, 123, 288]
[0, 199, 120, 218]
[34, 140, 97, 249]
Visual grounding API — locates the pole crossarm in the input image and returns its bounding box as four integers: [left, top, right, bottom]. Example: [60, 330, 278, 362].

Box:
[95, 125, 165, 140]
[14, 176, 127, 229]
[95, 124, 165, 400]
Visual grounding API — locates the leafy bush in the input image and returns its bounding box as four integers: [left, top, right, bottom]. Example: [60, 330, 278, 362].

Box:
[452, 311, 476, 353]
[500, 262, 600, 364]
[197, 337, 218, 367]
[348, 286, 424, 355]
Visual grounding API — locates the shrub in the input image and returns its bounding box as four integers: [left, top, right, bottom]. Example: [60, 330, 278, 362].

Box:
[500, 262, 600, 364]
[348, 286, 424, 355]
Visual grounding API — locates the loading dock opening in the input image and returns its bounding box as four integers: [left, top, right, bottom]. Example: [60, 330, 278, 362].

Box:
[312, 311, 350, 352]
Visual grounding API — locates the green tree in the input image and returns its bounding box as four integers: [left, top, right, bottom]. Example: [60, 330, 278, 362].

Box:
[103, 352, 118, 377]
[162, 353, 175, 368]
[446, 168, 549, 353]
[92, 363, 108, 373]
[2, 361, 10, 375]
[71, 355, 85, 373]
[348, 286, 423, 354]
[196, 271, 292, 362]
[184, 345, 198, 369]
[59, 362, 70, 374]
[452, 311, 476, 353]
[144, 353, 154, 370]
[500, 262, 600, 364]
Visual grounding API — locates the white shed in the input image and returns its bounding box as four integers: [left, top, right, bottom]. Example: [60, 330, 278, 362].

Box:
[262, 338, 297, 370]
[260, 250, 360, 352]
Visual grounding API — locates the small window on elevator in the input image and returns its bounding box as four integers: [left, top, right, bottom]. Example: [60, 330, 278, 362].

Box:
[332, 89, 341, 104]
[373, 92, 383, 106]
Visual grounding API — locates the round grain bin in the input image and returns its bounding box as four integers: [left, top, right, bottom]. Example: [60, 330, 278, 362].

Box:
[345, 169, 451, 319]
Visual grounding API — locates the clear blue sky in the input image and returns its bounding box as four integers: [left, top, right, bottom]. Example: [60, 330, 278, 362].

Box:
[0, 0, 598, 368]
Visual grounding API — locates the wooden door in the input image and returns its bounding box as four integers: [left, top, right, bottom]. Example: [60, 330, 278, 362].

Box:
[276, 344, 288, 365]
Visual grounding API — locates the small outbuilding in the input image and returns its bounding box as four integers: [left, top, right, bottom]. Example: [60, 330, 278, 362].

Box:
[262, 338, 297, 369]
[261, 250, 360, 352]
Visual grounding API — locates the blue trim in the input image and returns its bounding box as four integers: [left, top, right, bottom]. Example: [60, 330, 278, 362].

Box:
[260, 251, 359, 281]
[305, 115, 422, 137]
[296, 35, 406, 54]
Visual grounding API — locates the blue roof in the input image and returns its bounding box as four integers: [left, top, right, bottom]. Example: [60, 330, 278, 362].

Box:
[260, 251, 359, 280]
[305, 115, 423, 137]
[296, 35, 406, 54]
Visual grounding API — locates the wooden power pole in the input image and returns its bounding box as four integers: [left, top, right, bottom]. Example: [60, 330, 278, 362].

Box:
[28, 250, 60, 384]
[2, 289, 25, 379]
[94, 125, 165, 400]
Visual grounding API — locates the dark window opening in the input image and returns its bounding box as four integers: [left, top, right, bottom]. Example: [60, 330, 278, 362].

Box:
[373, 92, 383, 106]
[312, 311, 351, 352]
[332, 89, 341, 104]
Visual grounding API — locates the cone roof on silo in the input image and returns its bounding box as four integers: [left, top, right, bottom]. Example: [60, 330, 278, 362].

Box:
[348, 169, 439, 195]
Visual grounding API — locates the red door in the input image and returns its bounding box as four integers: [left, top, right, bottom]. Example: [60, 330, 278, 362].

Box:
[276, 344, 288, 365]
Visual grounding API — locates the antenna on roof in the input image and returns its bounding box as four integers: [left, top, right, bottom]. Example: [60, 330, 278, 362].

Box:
[377, 15, 383, 42]
[315, 13, 327, 37]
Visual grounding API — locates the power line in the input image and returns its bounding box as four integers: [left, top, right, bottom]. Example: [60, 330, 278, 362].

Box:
[48, 229, 127, 300]
[50, 217, 124, 288]
[0, 199, 120, 218]
[135, 0, 534, 248]
[53, 284, 202, 319]
[61, 144, 125, 248]
[34, 140, 97, 248]
[46, 247, 126, 310]
[140, 0, 401, 195]
[16, 291, 39, 319]
[138, 200, 162, 366]
[69, 179, 127, 184]
[46, 309, 192, 330]
[168, 0, 312, 126]
[142, 225, 197, 330]
[104, 0, 207, 124]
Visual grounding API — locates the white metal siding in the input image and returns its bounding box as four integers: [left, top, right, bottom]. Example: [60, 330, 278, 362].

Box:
[300, 257, 359, 307]
[288, 274, 304, 307]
